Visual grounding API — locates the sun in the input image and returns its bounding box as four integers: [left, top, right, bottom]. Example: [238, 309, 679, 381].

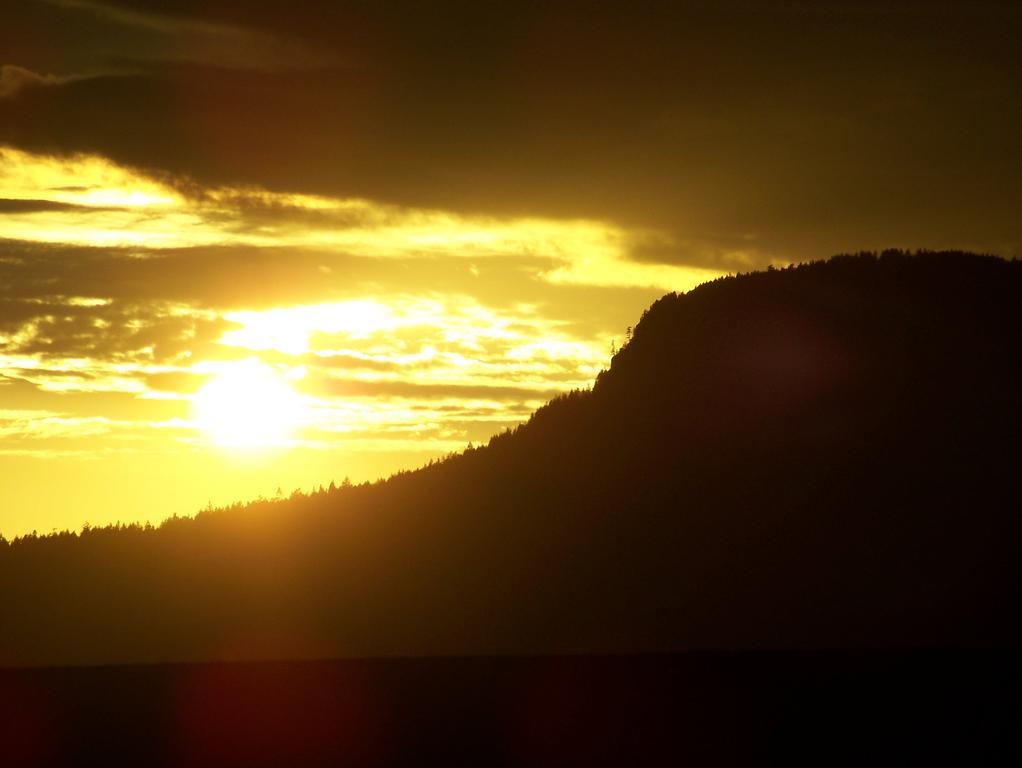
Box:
[192, 359, 306, 449]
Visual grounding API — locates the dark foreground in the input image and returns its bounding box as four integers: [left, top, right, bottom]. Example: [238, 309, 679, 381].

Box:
[1, 652, 1019, 766]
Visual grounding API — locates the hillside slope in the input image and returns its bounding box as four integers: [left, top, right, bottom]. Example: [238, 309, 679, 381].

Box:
[2, 251, 1020, 666]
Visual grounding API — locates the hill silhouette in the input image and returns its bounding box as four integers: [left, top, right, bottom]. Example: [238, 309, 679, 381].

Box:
[2, 250, 1020, 667]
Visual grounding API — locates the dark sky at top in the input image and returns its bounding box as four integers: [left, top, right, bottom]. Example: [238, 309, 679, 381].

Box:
[3, 0, 1021, 269]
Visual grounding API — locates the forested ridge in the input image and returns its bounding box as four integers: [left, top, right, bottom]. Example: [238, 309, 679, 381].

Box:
[2, 250, 1020, 666]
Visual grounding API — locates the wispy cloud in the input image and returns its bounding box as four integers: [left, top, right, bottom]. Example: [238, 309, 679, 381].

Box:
[41, 0, 341, 71]
[43, 0, 250, 36]
[0, 147, 722, 290]
[0, 65, 90, 99]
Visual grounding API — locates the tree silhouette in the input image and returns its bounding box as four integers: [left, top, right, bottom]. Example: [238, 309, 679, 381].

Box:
[1, 250, 1020, 667]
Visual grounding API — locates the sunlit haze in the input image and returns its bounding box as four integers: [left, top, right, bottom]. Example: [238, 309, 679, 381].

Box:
[2, 0, 1020, 536]
[0, 144, 720, 535]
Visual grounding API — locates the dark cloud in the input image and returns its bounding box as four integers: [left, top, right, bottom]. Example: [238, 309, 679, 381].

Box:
[35, 0, 339, 71]
[0, 372, 186, 419]
[0, 236, 607, 313]
[142, 370, 204, 394]
[0, 237, 628, 389]
[42, 0, 245, 36]
[2, 1, 1020, 266]
[301, 353, 404, 374]
[0, 237, 673, 365]
[0, 239, 343, 309]
[0, 65, 81, 99]
[0, 198, 121, 213]
[0, 291, 231, 364]
[0, 373, 45, 395]
[9, 306, 223, 362]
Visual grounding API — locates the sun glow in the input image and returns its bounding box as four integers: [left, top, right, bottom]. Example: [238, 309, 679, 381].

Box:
[220, 300, 400, 355]
[192, 360, 306, 449]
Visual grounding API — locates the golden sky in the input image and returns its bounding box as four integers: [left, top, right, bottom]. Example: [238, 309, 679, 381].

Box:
[0, 146, 719, 535]
[2, 0, 1020, 535]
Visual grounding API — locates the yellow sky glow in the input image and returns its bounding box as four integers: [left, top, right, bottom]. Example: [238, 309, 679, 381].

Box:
[0, 145, 725, 535]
